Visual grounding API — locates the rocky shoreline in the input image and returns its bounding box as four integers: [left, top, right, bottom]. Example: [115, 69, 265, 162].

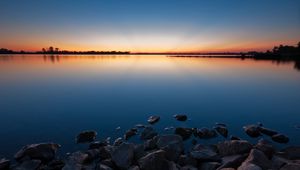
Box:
[1, 115, 299, 170]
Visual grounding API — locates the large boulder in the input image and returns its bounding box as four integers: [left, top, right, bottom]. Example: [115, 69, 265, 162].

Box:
[76, 130, 97, 143]
[111, 143, 135, 169]
[190, 145, 219, 162]
[124, 128, 138, 140]
[199, 162, 221, 170]
[217, 154, 247, 169]
[156, 135, 184, 161]
[62, 151, 94, 170]
[280, 146, 300, 160]
[15, 159, 42, 170]
[272, 134, 289, 144]
[141, 127, 158, 140]
[280, 163, 300, 170]
[194, 128, 217, 139]
[14, 143, 60, 162]
[217, 140, 252, 156]
[214, 125, 228, 138]
[237, 163, 262, 170]
[257, 127, 278, 136]
[97, 164, 113, 170]
[238, 149, 272, 170]
[254, 139, 275, 159]
[178, 155, 197, 167]
[138, 150, 170, 170]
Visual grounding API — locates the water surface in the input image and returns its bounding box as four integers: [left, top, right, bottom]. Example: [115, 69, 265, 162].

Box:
[0, 54, 299, 158]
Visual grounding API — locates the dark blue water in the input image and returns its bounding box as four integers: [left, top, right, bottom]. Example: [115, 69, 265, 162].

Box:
[0, 55, 299, 158]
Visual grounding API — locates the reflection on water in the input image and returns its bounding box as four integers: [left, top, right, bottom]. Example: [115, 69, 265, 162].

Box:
[0, 54, 300, 158]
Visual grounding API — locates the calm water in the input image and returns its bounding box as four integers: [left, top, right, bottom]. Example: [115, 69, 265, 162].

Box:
[0, 54, 300, 158]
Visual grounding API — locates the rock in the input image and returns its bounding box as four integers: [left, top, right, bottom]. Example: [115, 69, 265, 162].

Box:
[141, 127, 157, 140]
[190, 145, 219, 161]
[272, 134, 289, 143]
[271, 156, 290, 170]
[0, 158, 10, 170]
[214, 125, 228, 138]
[65, 151, 89, 165]
[98, 164, 113, 170]
[98, 146, 112, 160]
[280, 146, 300, 160]
[144, 137, 158, 151]
[46, 159, 65, 170]
[230, 136, 241, 140]
[257, 127, 278, 136]
[105, 137, 111, 144]
[173, 114, 187, 121]
[14, 143, 60, 162]
[76, 130, 97, 143]
[280, 163, 300, 170]
[195, 128, 217, 139]
[134, 144, 147, 161]
[168, 161, 181, 170]
[114, 137, 123, 146]
[178, 155, 197, 167]
[254, 139, 275, 159]
[85, 149, 101, 161]
[136, 124, 146, 128]
[138, 150, 170, 170]
[217, 140, 252, 156]
[111, 143, 135, 169]
[216, 123, 227, 127]
[181, 165, 198, 170]
[15, 159, 41, 170]
[156, 135, 184, 161]
[100, 159, 116, 169]
[199, 162, 221, 170]
[89, 141, 107, 149]
[147, 116, 160, 124]
[128, 165, 140, 170]
[243, 125, 261, 138]
[218, 154, 247, 169]
[174, 127, 193, 140]
[124, 129, 137, 140]
[237, 163, 262, 170]
[239, 149, 272, 170]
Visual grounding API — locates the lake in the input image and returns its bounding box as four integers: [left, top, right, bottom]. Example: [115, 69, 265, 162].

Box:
[0, 54, 299, 158]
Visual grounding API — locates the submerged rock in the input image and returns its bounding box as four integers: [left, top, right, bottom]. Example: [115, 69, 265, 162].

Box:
[272, 134, 289, 143]
[217, 140, 252, 156]
[0, 158, 10, 170]
[175, 127, 193, 140]
[214, 125, 228, 138]
[147, 116, 160, 124]
[243, 125, 261, 138]
[76, 130, 97, 143]
[173, 114, 188, 121]
[14, 143, 60, 162]
[141, 127, 157, 140]
[257, 127, 278, 136]
[111, 143, 135, 169]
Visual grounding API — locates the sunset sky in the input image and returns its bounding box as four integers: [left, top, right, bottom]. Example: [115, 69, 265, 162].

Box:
[0, 0, 299, 52]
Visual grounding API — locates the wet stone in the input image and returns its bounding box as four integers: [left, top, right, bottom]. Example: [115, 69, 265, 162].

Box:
[173, 114, 188, 121]
[174, 127, 193, 140]
[140, 126, 157, 140]
[272, 134, 289, 144]
[111, 143, 135, 169]
[217, 140, 253, 156]
[214, 125, 229, 138]
[76, 130, 97, 143]
[0, 158, 10, 170]
[243, 125, 261, 138]
[147, 116, 160, 124]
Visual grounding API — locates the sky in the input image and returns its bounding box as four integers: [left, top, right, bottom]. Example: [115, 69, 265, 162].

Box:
[0, 0, 299, 52]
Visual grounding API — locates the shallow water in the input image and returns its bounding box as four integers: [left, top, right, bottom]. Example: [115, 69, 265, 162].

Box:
[0, 54, 299, 158]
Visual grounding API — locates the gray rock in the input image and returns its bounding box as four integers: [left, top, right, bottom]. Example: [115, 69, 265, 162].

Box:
[138, 150, 169, 170]
[240, 149, 272, 170]
[272, 134, 289, 144]
[0, 158, 10, 170]
[254, 139, 275, 159]
[214, 125, 228, 138]
[243, 125, 261, 138]
[100, 159, 116, 169]
[62, 151, 89, 170]
[217, 140, 252, 156]
[14, 143, 60, 162]
[147, 116, 160, 124]
[238, 163, 262, 170]
[217, 154, 247, 169]
[280, 146, 300, 160]
[76, 130, 97, 143]
[114, 137, 123, 146]
[156, 135, 184, 161]
[128, 165, 140, 170]
[111, 143, 135, 169]
[14, 159, 41, 170]
[257, 127, 278, 136]
[134, 144, 148, 161]
[144, 137, 158, 151]
[271, 156, 290, 170]
[175, 127, 193, 140]
[45, 159, 65, 170]
[85, 149, 101, 161]
[173, 114, 188, 121]
[168, 161, 181, 170]
[190, 145, 219, 161]
[141, 127, 158, 140]
[280, 163, 300, 170]
[178, 155, 197, 167]
[199, 162, 221, 170]
[98, 164, 113, 170]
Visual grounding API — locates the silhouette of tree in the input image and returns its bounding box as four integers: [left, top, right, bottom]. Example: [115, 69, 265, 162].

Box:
[48, 46, 54, 53]
[42, 48, 46, 53]
[298, 42, 300, 49]
[55, 48, 59, 53]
